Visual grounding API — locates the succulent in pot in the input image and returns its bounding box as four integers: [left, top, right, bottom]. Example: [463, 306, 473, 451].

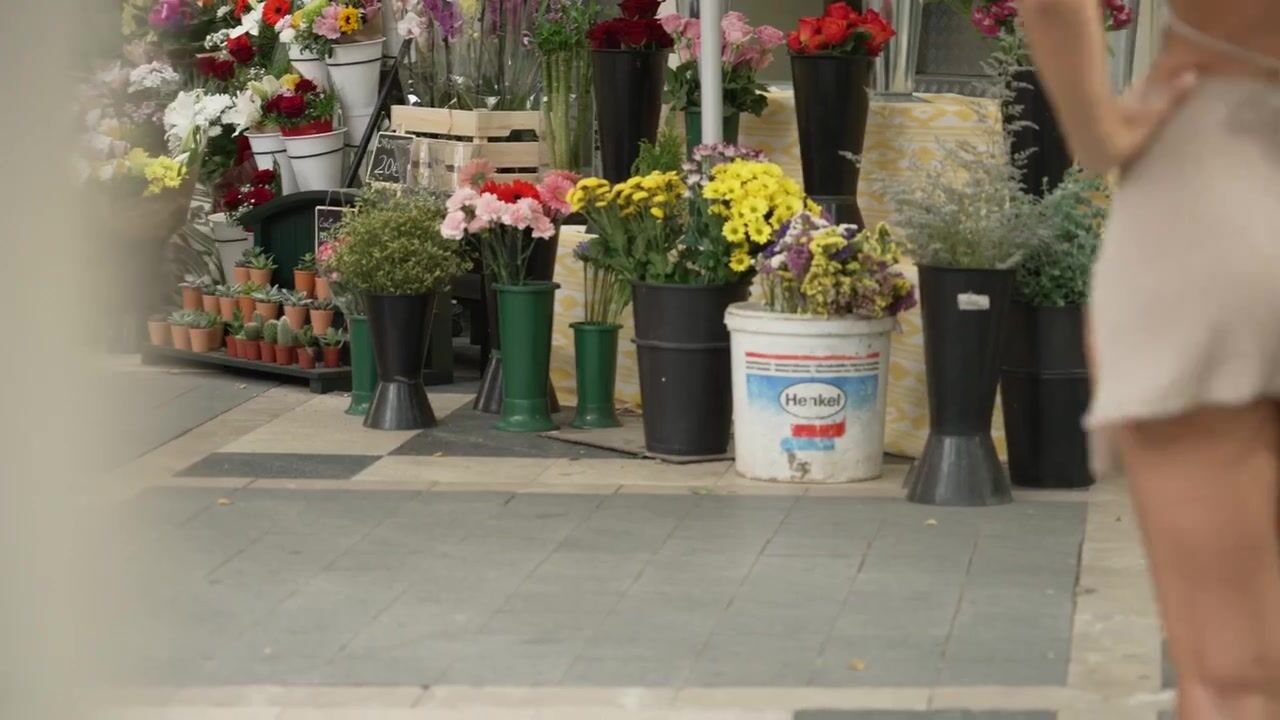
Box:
[295, 324, 318, 369]
[252, 285, 283, 320]
[168, 309, 196, 350]
[186, 311, 219, 353]
[225, 310, 246, 358]
[283, 289, 310, 328]
[308, 296, 337, 335]
[215, 284, 239, 321]
[294, 252, 318, 297]
[242, 322, 263, 361]
[275, 317, 296, 366]
[318, 327, 346, 368]
[261, 319, 279, 363]
[147, 313, 171, 347]
[246, 251, 277, 286]
[178, 273, 212, 311]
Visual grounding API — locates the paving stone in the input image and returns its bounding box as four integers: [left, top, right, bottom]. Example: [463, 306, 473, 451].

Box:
[561, 654, 695, 686]
[176, 452, 380, 479]
[391, 407, 627, 459]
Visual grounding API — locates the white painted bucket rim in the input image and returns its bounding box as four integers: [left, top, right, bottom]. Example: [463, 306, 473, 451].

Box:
[725, 301, 896, 336]
[288, 45, 322, 60]
[282, 128, 347, 143]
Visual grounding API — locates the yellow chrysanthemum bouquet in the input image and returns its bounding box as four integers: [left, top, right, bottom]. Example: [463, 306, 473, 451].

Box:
[568, 171, 689, 284]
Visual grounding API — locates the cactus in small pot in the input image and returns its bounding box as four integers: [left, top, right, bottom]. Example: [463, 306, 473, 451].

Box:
[260, 319, 279, 363]
[294, 252, 318, 297]
[295, 324, 318, 369]
[283, 289, 310, 328]
[308, 296, 338, 335]
[275, 317, 295, 366]
[242, 322, 263, 361]
[225, 310, 246, 358]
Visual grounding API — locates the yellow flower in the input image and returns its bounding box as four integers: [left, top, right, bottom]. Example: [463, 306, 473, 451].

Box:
[337, 7, 362, 33]
[279, 73, 302, 91]
[723, 220, 747, 244]
[650, 207, 665, 219]
[728, 251, 752, 272]
[143, 156, 187, 196]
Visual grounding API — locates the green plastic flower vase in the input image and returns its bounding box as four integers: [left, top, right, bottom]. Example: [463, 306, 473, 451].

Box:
[684, 109, 741, 156]
[345, 315, 377, 417]
[494, 282, 560, 433]
[570, 322, 623, 429]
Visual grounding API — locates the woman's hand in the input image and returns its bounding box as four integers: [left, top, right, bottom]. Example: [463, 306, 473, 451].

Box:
[1101, 70, 1199, 172]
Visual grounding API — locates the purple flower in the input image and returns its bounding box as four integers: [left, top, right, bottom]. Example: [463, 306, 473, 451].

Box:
[572, 240, 591, 261]
[148, 0, 188, 30]
[423, 0, 463, 41]
[786, 244, 813, 279]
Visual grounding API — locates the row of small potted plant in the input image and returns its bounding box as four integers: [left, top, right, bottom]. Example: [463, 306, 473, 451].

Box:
[224, 313, 348, 370]
[179, 277, 339, 332]
[155, 310, 225, 353]
[228, 248, 331, 299]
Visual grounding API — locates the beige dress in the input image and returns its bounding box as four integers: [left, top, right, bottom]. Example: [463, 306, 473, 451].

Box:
[1086, 76, 1280, 476]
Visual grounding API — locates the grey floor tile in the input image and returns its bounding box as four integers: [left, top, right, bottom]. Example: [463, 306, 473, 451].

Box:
[176, 452, 381, 479]
[562, 654, 694, 686]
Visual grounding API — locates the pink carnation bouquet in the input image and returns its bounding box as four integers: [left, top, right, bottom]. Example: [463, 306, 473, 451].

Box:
[441, 170, 580, 285]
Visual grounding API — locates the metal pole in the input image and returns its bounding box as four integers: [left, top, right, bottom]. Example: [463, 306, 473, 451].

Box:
[698, 0, 723, 144]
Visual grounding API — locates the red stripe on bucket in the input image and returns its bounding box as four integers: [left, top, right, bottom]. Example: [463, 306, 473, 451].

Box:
[746, 352, 880, 361]
[791, 421, 847, 439]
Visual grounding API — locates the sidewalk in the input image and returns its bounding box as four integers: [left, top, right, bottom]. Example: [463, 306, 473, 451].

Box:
[107, 365, 1171, 719]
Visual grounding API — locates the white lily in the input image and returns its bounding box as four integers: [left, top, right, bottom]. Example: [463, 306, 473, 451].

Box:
[223, 88, 264, 135]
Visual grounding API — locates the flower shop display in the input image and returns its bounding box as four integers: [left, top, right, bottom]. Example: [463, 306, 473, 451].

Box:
[218, 170, 278, 274]
[570, 146, 813, 457]
[294, 252, 318, 296]
[148, 314, 171, 346]
[884, 133, 1048, 506]
[659, 11, 783, 152]
[531, 0, 601, 174]
[309, 296, 338, 334]
[442, 171, 578, 432]
[568, 239, 632, 429]
[318, 327, 346, 368]
[726, 216, 916, 484]
[264, 74, 345, 191]
[235, 76, 303, 194]
[283, 290, 311, 327]
[787, 1, 894, 229]
[589, 0, 673, 182]
[326, 188, 470, 430]
[1001, 169, 1107, 489]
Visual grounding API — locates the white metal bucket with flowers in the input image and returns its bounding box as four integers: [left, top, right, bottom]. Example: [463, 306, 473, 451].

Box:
[725, 217, 917, 483]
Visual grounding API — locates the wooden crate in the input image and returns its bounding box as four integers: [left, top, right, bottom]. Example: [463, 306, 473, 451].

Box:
[389, 106, 543, 186]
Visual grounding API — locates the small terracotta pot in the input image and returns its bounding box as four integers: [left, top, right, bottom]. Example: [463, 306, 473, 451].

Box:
[314, 276, 332, 301]
[243, 340, 261, 361]
[147, 321, 169, 347]
[212, 325, 224, 349]
[276, 345, 294, 366]
[284, 305, 308, 328]
[226, 335, 239, 357]
[255, 302, 280, 320]
[237, 295, 256, 319]
[202, 293, 220, 315]
[169, 324, 191, 351]
[181, 286, 201, 311]
[259, 341, 276, 364]
[218, 296, 237, 322]
[310, 308, 336, 335]
[297, 348, 317, 369]
[322, 346, 342, 368]
[232, 266, 251, 284]
[189, 328, 215, 353]
[294, 270, 317, 297]
[249, 268, 273, 285]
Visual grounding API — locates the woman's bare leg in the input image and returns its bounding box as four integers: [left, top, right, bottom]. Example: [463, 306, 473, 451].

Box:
[1117, 402, 1280, 719]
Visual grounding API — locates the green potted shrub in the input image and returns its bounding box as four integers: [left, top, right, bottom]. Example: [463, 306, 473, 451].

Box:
[294, 252, 318, 297]
[1001, 169, 1107, 489]
[318, 327, 346, 368]
[282, 289, 309, 328]
[326, 188, 470, 430]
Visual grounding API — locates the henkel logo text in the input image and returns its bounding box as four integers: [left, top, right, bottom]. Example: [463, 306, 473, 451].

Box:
[779, 382, 847, 420]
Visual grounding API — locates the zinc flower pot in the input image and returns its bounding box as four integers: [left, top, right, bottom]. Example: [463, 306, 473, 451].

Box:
[571, 322, 623, 430]
[905, 265, 1015, 507]
[1000, 302, 1093, 488]
[244, 131, 299, 194]
[790, 53, 871, 229]
[326, 38, 384, 148]
[283, 128, 346, 192]
[287, 43, 331, 90]
[364, 294, 438, 431]
[345, 315, 376, 416]
[591, 49, 668, 183]
[684, 109, 741, 156]
[170, 324, 191, 351]
[147, 320, 170, 347]
[495, 282, 561, 433]
[725, 303, 895, 483]
[632, 282, 750, 457]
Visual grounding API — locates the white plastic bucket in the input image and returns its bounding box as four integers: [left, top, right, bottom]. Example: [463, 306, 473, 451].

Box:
[725, 302, 895, 484]
[288, 44, 330, 90]
[244, 131, 299, 195]
[326, 38, 384, 147]
[283, 128, 346, 191]
[208, 213, 252, 279]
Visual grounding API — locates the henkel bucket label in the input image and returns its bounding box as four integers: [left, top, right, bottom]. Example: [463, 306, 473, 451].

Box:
[744, 352, 882, 454]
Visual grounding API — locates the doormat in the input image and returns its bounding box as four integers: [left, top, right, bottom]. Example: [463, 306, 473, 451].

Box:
[541, 415, 734, 465]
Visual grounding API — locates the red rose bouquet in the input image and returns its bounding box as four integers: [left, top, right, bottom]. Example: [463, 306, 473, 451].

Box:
[787, 2, 895, 58]
[587, 0, 673, 51]
[262, 74, 337, 136]
[222, 168, 280, 220]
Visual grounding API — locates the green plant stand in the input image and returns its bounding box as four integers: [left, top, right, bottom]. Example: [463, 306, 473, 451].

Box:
[570, 322, 623, 429]
[346, 315, 377, 417]
[494, 282, 560, 433]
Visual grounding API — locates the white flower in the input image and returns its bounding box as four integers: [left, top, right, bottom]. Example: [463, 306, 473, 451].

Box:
[204, 28, 233, 49]
[276, 17, 297, 44]
[222, 88, 264, 135]
[231, 3, 264, 38]
[164, 90, 236, 153]
[128, 61, 181, 94]
[397, 11, 426, 39]
[248, 75, 283, 101]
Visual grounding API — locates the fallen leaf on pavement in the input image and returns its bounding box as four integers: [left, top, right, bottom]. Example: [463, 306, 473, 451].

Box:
[691, 487, 712, 495]
[848, 659, 867, 671]
[924, 518, 938, 526]
[432, 452, 445, 457]
[216, 498, 233, 506]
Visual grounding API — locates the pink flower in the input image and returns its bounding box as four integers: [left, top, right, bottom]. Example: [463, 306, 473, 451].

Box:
[446, 187, 479, 212]
[440, 210, 469, 239]
[530, 212, 556, 240]
[755, 24, 785, 49]
[659, 13, 684, 36]
[538, 170, 579, 218]
[721, 11, 752, 45]
[314, 5, 342, 39]
[362, 0, 382, 15]
[467, 216, 490, 234]
[682, 18, 701, 57]
[503, 198, 537, 230]
[458, 158, 494, 189]
[473, 193, 505, 222]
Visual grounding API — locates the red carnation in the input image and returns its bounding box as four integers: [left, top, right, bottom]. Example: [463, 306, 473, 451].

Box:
[250, 169, 276, 187]
[824, 2, 859, 21]
[244, 186, 275, 207]
[294, 78, 318, 95]
[276, 93, 307, 118]
[212, 59, 236, 81]
[787, 31, 804, 53]
[618, 0, 660, 20]
[227, 34, 255, 64]
[222, 187, 244, 211]
[195, 54, 218, 77]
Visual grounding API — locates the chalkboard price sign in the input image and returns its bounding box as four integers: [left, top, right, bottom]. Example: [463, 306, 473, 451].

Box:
[314, 206, 354, 253]
[366, 132, 415, 185]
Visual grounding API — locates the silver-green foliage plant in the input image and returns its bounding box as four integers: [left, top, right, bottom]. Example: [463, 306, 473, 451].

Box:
[325, 188, 471, 296]
[1015, 169, 1108, 306]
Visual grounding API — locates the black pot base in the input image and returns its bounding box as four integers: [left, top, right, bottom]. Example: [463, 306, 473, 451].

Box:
[473, 352, 561, 416]
[365, 380, 437, 431]
[905, 433, 1013, 507]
